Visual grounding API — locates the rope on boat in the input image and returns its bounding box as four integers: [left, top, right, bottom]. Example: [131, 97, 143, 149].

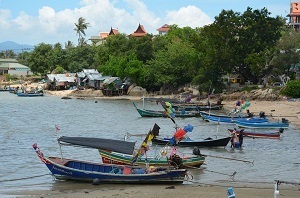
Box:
[202, 154, 254, 166]
[0, 173, 50, 182]
[184, 165, 236, 181]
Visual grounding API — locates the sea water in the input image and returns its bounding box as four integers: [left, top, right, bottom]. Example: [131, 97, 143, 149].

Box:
[0, 92, 299, 197]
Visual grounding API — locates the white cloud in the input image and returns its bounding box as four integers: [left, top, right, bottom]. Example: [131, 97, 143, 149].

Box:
[0, 0, 213, 46]
[165, 5, 212, 28]
[0, 9, 11, 29]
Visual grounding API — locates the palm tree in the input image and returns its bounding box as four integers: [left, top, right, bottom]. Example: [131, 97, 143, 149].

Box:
[74, 17, 90, 46]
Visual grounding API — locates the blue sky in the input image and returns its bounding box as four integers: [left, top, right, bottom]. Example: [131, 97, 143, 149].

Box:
[0, 0, 290, 47]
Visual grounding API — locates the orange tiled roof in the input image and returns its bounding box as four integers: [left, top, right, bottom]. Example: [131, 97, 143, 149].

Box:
[157, 24, 170, 32]
[100, 32, 109, 39]
[130, 24, 147, 37]
[109, 27, 119, 35]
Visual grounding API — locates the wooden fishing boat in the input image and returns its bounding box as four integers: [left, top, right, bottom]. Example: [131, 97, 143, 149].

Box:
[17, 92, 44, 97]
[199, 111, 248, 118]
[227, 128, 282, 139]
[172, 104, 223, 111]
[33, 136, 187, 184]
[234, 119, 289, 129]
[133, 102, 201, 118]
[152, 136, 231, 148]
[203, 115, 268, 124]
[99, 149, 205, 168]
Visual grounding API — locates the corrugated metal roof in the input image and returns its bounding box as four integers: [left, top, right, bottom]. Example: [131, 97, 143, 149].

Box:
[86, 73, 104, 80]
[54, 76, 75, 82]
[47, 74, 70, 81]
[76, 72, 85, 78]
[83, 69, 99, 74]
[103, 77, 121, 85]
[0, 62, 30, 70]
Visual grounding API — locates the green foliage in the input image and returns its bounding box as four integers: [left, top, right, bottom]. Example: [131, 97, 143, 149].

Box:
[54, 66, 65, 74]
[74, 17, 90, 46]
[0, 50, 16, 58]
[16, 6, 290, 93]
[280, 80, 300, 98]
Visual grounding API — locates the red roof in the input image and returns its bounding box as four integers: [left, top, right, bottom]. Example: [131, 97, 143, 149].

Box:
[109, 27, 119, 35]
[130, 24, 147, 37]
[157, 24, 170, 32]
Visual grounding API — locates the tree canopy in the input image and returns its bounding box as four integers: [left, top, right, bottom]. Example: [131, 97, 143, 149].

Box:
[6, 9, 299, 94]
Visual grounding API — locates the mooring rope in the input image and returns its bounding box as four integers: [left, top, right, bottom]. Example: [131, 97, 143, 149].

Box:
[0, 173, 50, 182]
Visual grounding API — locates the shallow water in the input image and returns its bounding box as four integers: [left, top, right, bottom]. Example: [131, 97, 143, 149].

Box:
[0, 92, 299, 197]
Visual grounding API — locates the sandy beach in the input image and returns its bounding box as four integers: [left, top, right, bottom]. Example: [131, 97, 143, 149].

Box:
[8, 87, 300, 198]
[14, 182, 300, 198]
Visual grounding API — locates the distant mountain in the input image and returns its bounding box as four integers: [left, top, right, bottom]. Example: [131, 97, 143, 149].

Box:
[0, 41, 34, 53]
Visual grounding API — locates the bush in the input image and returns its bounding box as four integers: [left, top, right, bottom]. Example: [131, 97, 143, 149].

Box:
[280, 80, 300, 98]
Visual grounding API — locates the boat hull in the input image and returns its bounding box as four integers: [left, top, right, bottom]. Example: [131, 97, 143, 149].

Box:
[204, 115, 268, 124]
[42, 157, 186, 184]
[227, 129, 280, 139]
[234, 120, 289, 129]
[17, 92, 44, 97]
[152, 137, 231, 148]
[99, 149, 205, 168]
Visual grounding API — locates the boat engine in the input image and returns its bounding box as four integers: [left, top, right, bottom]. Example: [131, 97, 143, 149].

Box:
[169, 154, 183, 169]
[282, 118, 289, 123]
[279, 128, 284, 133]
[193, 147, 202, 156]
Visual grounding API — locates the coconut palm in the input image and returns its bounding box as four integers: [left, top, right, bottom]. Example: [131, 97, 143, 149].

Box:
[74, 17, 90, 46]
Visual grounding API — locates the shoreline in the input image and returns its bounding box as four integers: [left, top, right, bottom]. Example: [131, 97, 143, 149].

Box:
[45, 89, 300, 128]
[9, 181, 300, 198]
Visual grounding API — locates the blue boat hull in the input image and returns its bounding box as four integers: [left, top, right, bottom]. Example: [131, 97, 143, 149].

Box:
[17, 92, 44, 97]
[204, 115, 268, 124]
[43, 157, 186, 184]
[234, 120, 289, 129]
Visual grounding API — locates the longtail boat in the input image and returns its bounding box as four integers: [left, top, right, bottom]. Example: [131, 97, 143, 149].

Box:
[152, 136, 231, 148]
[234, 119, 289, 129]
[33, 133, 187, 184]
[99, 148, 205, 168]
[133, 102, 201, 118]
[227, 128, 282, 139]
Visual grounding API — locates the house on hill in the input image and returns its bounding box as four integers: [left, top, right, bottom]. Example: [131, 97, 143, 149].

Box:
[157, 24, 170, 35]
[130, 24, 147, 37]
[89, 27, 119, 45]
[0, 58, 32, 76]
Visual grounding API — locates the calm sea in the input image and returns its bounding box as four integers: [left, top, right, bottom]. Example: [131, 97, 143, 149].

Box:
[0, 92, 300, 197]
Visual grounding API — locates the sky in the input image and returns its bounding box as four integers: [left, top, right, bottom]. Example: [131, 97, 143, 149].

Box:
[0, 0, 291, 47]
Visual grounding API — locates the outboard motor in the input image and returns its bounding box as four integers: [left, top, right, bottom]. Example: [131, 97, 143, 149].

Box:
[282, 118, 289, 123]
[259, 111, 266, 118]
[169, 154, 183, 169]
[193, 147, 202, 156]
[279, 128, 284, 133]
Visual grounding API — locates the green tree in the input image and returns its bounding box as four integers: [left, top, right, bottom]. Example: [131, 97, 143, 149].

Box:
[27, 43, 53, 77]
[74, 17, 90, 46]
[145, 40, 198, 92]
[270, 30, 300, 78]
[202, 7, 284, 84]
[0, 50, 16, 58]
